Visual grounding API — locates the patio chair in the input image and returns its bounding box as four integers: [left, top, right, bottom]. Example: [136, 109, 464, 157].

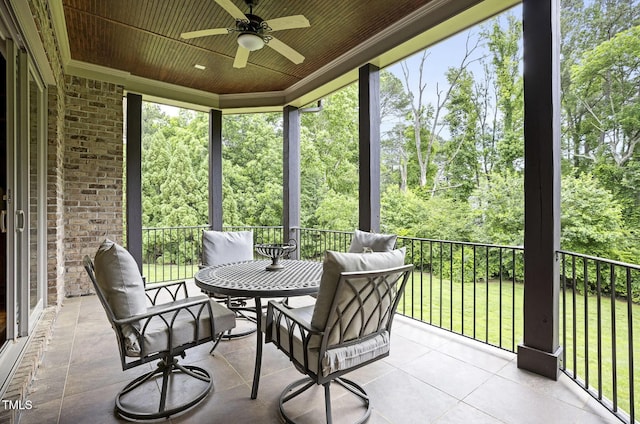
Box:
[348, 229, 397, 253]
[83, 239, 236, 421]
[265, 249, 413, 424]
[201, 230, 258, 344]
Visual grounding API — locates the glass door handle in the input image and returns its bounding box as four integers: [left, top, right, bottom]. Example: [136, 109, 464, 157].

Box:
[15, 210, 25, 233]
[0, 210, 6, 233]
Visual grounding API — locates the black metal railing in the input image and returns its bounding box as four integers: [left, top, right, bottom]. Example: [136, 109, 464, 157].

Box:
[558, 250, 638, 424]
[296, 228, 524, 352]
[141, 225, 283, 283]
[139, 225, 637, 423]
[296, 228, 354, 261]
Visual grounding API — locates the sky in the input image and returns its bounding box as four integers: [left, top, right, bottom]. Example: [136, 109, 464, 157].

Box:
[378, 4, 522, 136]
[384, 4, 522, 111]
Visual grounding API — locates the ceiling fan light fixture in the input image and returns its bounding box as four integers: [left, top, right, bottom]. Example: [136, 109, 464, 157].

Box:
[237, 32, 264, 51]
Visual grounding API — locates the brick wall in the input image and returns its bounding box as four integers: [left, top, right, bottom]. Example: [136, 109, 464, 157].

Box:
[48, 89, 66, 305]
[64, 76, 124, 296]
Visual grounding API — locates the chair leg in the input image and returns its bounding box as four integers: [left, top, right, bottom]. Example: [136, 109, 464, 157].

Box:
[115, 356, 213, 421]
[324, 382, 333, 424]
[209, 332, 224, 354]
[158, 358, 172, 413]
[207, 297, 257, 355]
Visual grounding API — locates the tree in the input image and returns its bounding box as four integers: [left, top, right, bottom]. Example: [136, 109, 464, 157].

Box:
[301, 85, 360, 227]
[439, 68, 481, 200]
[222, 113, 283, 226]
[380, 70, 410, 124]
[381, 122, 410, 192]
[470, 171, 524, 246]
[560, 0, 640, 170]
[483, 14, 524, 171]
[380, 70, 411, 192]
[570, 25, 640, 167]
[400, 33, 481, 191]
[141, 105, 209, 228]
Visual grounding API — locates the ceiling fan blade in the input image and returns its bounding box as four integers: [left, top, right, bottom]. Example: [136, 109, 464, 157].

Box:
[180, 28, 229, 39]
[266, 15, 310, 31]
[215, 0, 247, 20]
[268, 37, 305, 64]
[233, 46, 250, 68]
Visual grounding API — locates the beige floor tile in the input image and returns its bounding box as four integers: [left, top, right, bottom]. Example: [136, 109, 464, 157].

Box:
[365, 369, 459, 423]
[400, 349, 493, 400]
[17, 398, 61, 424]
[465, 375, 607, 424]
[434, 402, 505, 424]
[438, 336, 515, 373]
[19, 292, 626, 424]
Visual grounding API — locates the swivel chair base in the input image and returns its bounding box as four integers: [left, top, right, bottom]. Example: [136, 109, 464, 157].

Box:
[278, 376, 371, 424]
[115, 356, 212, 421]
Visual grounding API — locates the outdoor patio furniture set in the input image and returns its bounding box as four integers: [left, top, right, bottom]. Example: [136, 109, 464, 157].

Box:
[83, 229, 410, 423]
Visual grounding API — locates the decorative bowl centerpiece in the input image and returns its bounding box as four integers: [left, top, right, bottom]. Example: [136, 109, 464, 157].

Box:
[255, 240, 297, 271]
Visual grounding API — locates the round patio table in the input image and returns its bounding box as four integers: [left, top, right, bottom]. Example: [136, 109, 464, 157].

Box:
[194, 259, 323, 399]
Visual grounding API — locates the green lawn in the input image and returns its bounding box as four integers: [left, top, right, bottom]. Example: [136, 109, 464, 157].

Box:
[398, 271, 524, 350]
[398, 271, 639, 418]
[561, 287, 640, 418]
[143, 263, 199, 284]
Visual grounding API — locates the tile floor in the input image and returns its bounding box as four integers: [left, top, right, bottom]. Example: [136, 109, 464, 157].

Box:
[17, 282, 620, 424]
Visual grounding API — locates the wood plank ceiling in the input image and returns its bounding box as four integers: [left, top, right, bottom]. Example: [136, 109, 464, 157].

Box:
[60, 0, 514, 109]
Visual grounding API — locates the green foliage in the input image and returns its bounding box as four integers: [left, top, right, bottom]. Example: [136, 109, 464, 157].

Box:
[570, 25, 640, 166]
[381, 187, 474, 242]
[141, 105, 209, 262]
[442, 68, 480, 200]
[482, 14, 524, 171]
[470, 171, 524, 246]
[222, 113, 283, 226]
[561, 173, 625, 256]
[314, 191, 358, 231]
[300, 84, 360, 227]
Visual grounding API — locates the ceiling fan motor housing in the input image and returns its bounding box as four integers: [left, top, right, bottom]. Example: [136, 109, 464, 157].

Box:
[237, 14, 271, 34]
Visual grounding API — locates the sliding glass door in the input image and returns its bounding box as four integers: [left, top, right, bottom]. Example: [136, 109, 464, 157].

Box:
[25, 59, 45, 329]
[1, 36, 46, 342]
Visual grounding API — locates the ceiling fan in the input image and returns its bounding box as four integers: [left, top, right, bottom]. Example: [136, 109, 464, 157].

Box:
[180, 0, 310, 68]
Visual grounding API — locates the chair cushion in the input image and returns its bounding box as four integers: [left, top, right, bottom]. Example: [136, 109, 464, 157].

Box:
[202, 230, 253, 266]
[131, 297, 236, 357]
[322, 332, 390, 376]
[268, 305, 390, 377]
[348, 229, 397, 253]
[94, 239, 147, 352]
[310, 249, 406, 333]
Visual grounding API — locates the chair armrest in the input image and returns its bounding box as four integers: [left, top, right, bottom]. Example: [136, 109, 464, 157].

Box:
[113, 295, 228, 359]
[267, 301, 316, 331]
[144, 280, 188, 305]
[265, 300, 321, 342]
[113, 295, 210, 326]
[266, 300, 323, 373]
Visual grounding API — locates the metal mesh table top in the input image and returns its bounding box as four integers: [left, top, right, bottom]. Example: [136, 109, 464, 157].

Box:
[194, 260, 323, 297]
